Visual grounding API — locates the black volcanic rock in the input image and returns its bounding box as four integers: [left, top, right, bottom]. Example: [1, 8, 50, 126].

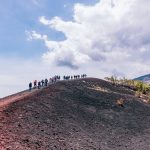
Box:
[0, 78, 150, 150]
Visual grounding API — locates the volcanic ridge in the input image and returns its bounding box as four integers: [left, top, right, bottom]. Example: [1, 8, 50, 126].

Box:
[0, 78, 150, 150]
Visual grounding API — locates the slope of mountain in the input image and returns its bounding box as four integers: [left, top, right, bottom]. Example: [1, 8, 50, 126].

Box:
[134, 74, 150, 83]
[0, 78, 150, 150]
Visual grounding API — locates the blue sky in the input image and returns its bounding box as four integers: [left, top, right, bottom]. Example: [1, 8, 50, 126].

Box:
[0, 0, 150, 97]
[0, 0, 97, 58]
[0, 0, 98, 97]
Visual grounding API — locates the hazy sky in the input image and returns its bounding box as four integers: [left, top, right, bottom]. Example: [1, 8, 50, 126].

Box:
[0, 0, 150, 97]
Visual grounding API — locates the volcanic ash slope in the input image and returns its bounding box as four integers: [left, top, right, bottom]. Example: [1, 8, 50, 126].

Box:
[0, 78, 150, 150]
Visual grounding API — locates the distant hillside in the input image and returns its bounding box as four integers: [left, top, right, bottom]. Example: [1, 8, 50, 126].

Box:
[0, 78, 150, 149]
[134, 74, 150, 83]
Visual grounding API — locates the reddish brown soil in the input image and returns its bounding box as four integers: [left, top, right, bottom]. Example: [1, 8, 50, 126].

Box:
[0, 78, 150, 150]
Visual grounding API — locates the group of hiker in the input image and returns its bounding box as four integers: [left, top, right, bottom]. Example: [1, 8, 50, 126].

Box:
[63, 74, 87, 80]
[49, 75, 61, 83]
[29, 78, 48, 91]
[29, 74, 87, 91]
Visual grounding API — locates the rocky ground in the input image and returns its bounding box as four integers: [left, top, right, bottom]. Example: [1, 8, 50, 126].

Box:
[0, 78, 150, 150]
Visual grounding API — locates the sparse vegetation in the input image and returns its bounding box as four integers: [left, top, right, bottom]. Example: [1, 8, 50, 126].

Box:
[105, 75, 150, 100]
[116, 98, 124, 107]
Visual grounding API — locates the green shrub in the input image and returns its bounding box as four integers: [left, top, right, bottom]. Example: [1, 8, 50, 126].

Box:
[105, 76, 150, 94]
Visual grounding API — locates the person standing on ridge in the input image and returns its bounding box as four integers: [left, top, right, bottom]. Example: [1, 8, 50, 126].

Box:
[34, 80, 37, 88]
[29, 82, 32, 91]
[38, 81, 41, 89]
[45, 78, 48, 86]
[63, 76, 65, 80]
[41, 79, 44, 87]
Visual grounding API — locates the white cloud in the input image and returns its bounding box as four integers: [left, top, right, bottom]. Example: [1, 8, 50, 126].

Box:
[27, 0, 150, 78]
[25, 30, 47, 41]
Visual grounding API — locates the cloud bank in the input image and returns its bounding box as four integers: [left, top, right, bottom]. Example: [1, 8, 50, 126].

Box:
[27, 0, 150, 78]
